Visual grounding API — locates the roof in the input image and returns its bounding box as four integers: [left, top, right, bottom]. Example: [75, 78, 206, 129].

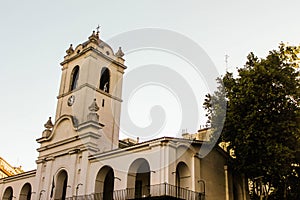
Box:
[0, 157, 24, 177]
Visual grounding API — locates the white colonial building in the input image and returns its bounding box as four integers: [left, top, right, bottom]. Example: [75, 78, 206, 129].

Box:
[0, 30, 249, 200]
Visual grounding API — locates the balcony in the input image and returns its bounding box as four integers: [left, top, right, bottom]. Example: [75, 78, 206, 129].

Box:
[66, 183, 204, 200]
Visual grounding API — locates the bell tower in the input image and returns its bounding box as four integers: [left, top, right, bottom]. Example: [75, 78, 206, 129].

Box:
[57, 30, 126, 150]
[39, 30, 126, 151]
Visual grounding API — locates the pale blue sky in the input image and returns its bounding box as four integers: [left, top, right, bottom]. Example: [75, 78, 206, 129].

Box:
[0, 0, 299, 170]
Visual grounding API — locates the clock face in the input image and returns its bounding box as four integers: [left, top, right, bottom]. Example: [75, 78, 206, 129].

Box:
[68, 95, 75, 106]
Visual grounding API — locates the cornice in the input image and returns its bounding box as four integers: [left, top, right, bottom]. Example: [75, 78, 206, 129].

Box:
[89, 136, 202, 161]
[37, 135, 80, 152]
[0, 170, 36, 183]
[60, 46, 127, 69]
[56, 83, 123, 102]
[36, 143, 99, 164]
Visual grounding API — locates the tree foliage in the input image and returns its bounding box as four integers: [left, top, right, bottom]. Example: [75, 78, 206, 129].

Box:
[204, 44, 300, 199]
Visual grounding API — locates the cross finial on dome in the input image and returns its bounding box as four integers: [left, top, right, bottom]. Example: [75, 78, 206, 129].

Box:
[96, 25, 100, 33]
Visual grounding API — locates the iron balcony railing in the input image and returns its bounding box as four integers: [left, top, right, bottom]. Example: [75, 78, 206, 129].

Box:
[65, 183, 205, 200]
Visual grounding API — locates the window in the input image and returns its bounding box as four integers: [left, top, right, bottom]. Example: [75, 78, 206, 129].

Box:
[2, 186, 13, 200]
[54, 170, 68, 200]
[70, 66, 79, 91]
[95, 166, 115, 200]
[99, 67, 110, 93]
[20, 183, 32, 200]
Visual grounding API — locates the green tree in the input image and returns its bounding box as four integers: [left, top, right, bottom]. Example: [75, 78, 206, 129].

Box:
[204, 44, 300, 199]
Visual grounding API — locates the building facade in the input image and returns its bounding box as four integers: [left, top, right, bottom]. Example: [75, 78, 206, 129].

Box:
[0, 157, 23, 179]
[0, 30, 248, 200]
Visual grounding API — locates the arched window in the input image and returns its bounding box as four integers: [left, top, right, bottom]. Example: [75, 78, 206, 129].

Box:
[99, 67, 110, 93]
[54, 170, 68, 200]
[176, 162, 191, 198]
[2, 186, 13, 200]
[70, 66, 79, 91]
[95, 166, 115, 200]
[19, 183, 32, 200]
[127, 158, 151, 198]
